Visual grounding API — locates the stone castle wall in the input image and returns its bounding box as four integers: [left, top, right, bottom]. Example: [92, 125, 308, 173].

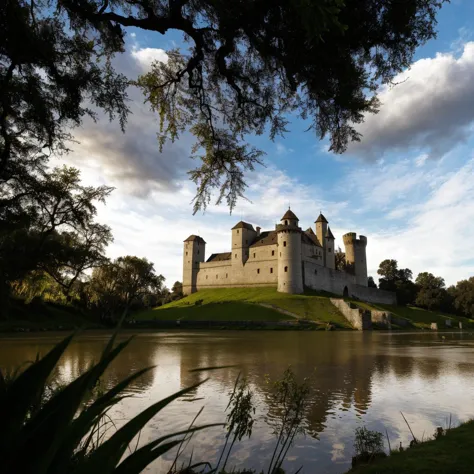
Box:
[350, 285, 397, 305]
[330, 299, 372, 330]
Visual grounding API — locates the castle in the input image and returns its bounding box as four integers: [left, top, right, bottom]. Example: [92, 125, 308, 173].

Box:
[183, 209, 396, 304]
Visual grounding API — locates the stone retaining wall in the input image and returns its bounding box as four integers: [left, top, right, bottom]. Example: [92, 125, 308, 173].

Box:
[330, 299, 371, 330]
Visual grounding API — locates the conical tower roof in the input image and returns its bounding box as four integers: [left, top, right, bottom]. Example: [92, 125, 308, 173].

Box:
[325, 226, 335, 239]
[315, 213, 328, 223]
[281, 208, 298, 220]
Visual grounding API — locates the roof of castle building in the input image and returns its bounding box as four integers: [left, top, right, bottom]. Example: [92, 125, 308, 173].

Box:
[281, 209, 298, 220]
[206, 252, 232, 262]
[325, 226, 335, 239]
[315, 213, 328, 223]
[183, 235, 206, 244]
[250, 230, 277, 248]
[231, 221, 255, 231]
[303, 230, 322, 247]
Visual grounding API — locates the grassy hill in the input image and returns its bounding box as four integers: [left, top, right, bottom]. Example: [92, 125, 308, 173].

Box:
[353, 300, 474, 329]
[135, 287, 474, 330]
[135, 287, 352, 328]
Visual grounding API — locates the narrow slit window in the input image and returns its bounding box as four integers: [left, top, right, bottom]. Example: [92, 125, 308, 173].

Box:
[284, 266, 288, 272]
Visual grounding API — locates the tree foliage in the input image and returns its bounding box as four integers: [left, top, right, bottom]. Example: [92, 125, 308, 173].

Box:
[450, 277, 474, 318]
[377, 259, 417, 305]
[89, 256, 165, 321]
[415, 272, 447, 311]
[367, 276, 377, 289]
[1, 165, 113, 316]
[2, 0, 445, 212]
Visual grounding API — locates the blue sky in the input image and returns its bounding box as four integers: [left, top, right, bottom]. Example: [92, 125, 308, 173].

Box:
[55, 0, 474, 287]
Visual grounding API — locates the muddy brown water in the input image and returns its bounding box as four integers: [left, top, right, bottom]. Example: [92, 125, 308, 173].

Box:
[1, 330, 474, 473]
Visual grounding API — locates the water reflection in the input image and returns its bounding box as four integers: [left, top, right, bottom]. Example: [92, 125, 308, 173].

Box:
[1, 330, 474, 473]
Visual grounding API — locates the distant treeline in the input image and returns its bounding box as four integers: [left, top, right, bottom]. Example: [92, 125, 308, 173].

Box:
[336, 248, 474, 318]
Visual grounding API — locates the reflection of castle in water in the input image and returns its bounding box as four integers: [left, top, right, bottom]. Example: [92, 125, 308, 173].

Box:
[176, 332, 474, 439]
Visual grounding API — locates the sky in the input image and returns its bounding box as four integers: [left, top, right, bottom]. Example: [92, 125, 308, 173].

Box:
[53, 0, 474, 288]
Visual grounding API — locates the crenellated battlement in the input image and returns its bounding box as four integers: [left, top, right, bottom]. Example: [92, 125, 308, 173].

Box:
[343, 232, 367, 247]
[182, 208, 378, 296]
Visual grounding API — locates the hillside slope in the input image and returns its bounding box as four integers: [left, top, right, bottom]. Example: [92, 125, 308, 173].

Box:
[354, 301, 474, 329]
[136, 287, 351, 327]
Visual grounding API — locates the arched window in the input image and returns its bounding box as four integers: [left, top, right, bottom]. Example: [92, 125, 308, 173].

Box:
[270, 268, 273, 273]
[284, 266, 288, 272]
[283, 241, 287, 247]
[272, 250, 275, 256]
[257, 269, 260, 274]
[285, 220, 288, 225]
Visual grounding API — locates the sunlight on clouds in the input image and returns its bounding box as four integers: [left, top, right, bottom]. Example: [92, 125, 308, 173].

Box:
[349, 42, 474, 160]
[131, 47, 168, 71]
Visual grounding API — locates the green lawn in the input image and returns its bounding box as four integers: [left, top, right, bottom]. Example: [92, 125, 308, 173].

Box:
[136, 287, 351, 327]
[136, 301, 289, 321]
[352, 300, 474, 329]
[350, 420, 474, 474]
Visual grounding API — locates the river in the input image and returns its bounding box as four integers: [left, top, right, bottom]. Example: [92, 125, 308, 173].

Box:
[1, 330, 474, 473]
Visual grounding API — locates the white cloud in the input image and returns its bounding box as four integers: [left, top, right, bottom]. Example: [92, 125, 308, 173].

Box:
[348, 42, 474, 160]
[131, 47, 168, 71]
[355, 155, 474, 285]
[275, 142, 294, 155]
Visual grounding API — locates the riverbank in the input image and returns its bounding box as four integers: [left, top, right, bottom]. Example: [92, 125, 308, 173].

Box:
[136, 288, 474, 330]
[4, 286, 474, 332]
[350, 420, 474, 474]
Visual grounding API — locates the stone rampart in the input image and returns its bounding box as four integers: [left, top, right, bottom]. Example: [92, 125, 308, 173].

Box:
[330, 298, 371, 330]
[350, 285, 397, 305]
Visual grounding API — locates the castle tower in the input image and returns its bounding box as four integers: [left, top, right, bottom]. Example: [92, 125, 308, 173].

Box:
[342, 233, 368, 286]
[315, 213, 328, 266]
[231, 221, 257, 267]
[277, 209, 303, 294]
[183, 235, 206, 295]
[325, 226, 335, 270]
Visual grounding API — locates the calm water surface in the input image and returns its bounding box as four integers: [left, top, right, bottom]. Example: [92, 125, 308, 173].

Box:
[1, 330, 474, 473]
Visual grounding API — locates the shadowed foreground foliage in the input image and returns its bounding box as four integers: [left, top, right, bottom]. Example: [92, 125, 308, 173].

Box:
[0, 331, 313, 473]
[349, 421, 474, 474]
[0, 332, 220, 474]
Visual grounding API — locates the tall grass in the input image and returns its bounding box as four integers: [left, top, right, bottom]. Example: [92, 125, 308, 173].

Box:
[0, 331, 312, 474]
[0, 331, 221, 474]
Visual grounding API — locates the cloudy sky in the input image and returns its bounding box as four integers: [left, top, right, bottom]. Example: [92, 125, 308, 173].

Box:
[54, 1, 474, 288]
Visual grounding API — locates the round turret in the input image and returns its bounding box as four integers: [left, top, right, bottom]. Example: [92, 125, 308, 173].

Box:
[342, 232, 368, 287]
[277, 210, 303, 294]
[280, 208, 299, 227]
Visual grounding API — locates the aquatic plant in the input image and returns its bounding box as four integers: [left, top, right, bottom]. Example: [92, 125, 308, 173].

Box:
[0, 331, 221, 474]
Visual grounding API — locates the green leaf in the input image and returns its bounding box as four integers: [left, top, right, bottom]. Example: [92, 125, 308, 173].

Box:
[49, 365, 155, 474]
[74, 379, 209, 474]
[114, 440, 183, 474]
[114, 424, 222, 474]
[8, 337, 132, 474]
[188, 364, 237, 373]
[0, 333, 74, 447]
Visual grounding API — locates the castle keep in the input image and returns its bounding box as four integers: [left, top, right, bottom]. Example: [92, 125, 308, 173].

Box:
[183, 210, 396, 304]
